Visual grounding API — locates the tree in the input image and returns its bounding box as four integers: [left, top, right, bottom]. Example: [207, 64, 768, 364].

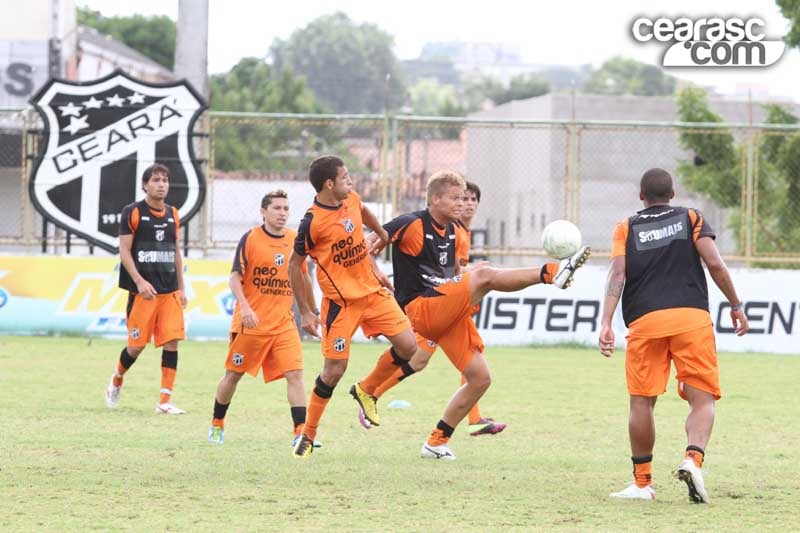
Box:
[462, 74, 549, 109]
[675, 87, 800, 256]
[209, 58, 327, 171]
[777, 0, 800, 47]
[583, 56, 676, 96]
[270, 12, 406, 113]
[77, 7, 176, 69]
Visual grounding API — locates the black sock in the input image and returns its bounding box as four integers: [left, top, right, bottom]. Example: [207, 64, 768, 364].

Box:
[119, 348, 137, 370]
[213, 400, 229, 420]
[398, 361, 416, 381]
[291, 406, 307, 427]
[436, 419, 455, 438]
[161, 349, 178, 369]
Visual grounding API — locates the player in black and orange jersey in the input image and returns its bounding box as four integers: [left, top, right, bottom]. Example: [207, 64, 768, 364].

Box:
[207, 190, 318, 446]
[368, 181, 508, 437]
[600, 168, 749, 503]
[104, 163, 188, 414]
[357, 171, 591, 460]
[288, 155, 428, 458]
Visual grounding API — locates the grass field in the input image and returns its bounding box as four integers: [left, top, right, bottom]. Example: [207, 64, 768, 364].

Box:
[2, 335, 799, 531]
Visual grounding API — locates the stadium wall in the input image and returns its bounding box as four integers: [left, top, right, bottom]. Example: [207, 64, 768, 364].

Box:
[0, 257, 795, 354]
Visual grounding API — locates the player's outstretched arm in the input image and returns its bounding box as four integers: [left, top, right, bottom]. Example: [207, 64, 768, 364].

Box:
[599, 256, 625, 357]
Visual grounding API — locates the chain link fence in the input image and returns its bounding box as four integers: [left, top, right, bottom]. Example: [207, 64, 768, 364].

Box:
[1, 109, 799, 264]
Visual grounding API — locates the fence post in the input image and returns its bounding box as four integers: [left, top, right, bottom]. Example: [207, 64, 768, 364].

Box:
[565, 124, 580, 223]
[743, 131, 757, 264]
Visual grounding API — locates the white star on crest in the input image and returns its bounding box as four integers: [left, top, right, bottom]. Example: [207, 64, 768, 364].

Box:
[64, 115, 90, 135]
[128, 92, 146, 104]
[106, 94, 125, 107]
[82, 96, 103, 109]
[58, 102, 83, 117]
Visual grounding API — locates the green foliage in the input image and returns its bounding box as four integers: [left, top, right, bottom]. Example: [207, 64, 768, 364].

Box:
[777, 0, 800, 48]
[209, 58, 328, 172]
[490, 73, 550, 106]
[583, 56, 676, 96]
[676, 87, 800, 256]
[4, 336, 800, 530]
[77, 6, 176, 69]
[270, 12, 406, 113]
[675, 88, 740, 207]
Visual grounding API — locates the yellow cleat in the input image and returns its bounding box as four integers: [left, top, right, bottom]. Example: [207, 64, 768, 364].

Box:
[292, 434, 314, 459]
[349, 383, 380, 426]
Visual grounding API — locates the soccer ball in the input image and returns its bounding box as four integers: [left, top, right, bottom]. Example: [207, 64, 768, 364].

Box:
[541, 220, 582, 259]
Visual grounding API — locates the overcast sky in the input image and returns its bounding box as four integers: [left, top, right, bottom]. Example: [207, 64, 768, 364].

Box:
[79, 0, 800, 101]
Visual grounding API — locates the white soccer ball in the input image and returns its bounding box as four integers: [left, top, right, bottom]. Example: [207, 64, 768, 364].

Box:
[541, 220, 582, 259]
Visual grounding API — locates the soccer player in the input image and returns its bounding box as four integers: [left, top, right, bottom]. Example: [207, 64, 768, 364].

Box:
[369, 181, 507, 437]
[288, 155, 426, 458]
[104, 163, 187, 414]
[208, 190, 317, 446]
[600, 168, 749, 503]
[357, 170, 590, 460]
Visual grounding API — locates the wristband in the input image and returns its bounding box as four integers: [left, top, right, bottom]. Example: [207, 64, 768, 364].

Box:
[730, 303, 743, 312]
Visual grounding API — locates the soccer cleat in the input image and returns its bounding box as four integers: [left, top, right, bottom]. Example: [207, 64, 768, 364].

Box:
[421, 442, 456, 460]
[208, 426, 224, 444]
[292, 434, 314, 458]
[291, 435, 322, 448]
[610, 483, 656, 500]
[104, 375, 121, 408]
[155, 402, 186, 415]
[553, 245, 592, 289]
[357, 406, 372, 429]
[675, 458, 709, 503]
[468, 417, 507, 436]
[349, 383, 380, 426]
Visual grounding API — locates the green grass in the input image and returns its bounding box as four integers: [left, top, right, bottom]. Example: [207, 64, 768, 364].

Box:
[1, 336, 799, 531]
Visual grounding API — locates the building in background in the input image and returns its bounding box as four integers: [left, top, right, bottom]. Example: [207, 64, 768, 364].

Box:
[466, 93, 800, 260]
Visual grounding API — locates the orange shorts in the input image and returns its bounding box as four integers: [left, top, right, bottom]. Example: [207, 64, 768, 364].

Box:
[416, 331, 438, 355]
[225, 329, 303, 383]
[321, 288, 410, 359]
[126, 291, 185, 348]
[625, 325, 720, 400]
[405, 273, 484, 372]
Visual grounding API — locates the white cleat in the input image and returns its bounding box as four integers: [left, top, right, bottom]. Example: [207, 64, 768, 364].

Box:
[420, 442, 456, 460]
[553, 245, 591, 289]
[675, 458, 709, 503]
[105, 376, 121, 408]
[155, 402, 187, 415]
[610, 483, 656, 500]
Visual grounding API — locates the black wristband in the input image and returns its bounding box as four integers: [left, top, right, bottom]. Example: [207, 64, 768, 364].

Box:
[730, 302, 743, 311]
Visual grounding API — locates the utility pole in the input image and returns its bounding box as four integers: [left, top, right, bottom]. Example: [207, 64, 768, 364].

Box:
[174, 0, 209, 99]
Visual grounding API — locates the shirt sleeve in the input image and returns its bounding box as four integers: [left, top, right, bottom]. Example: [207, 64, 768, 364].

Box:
[610, 219, 628, 258]
[294, 211, 314, 257]
[384, 214, 423, 257]
[689, 209, 715, 242]
[231, 231, 250, 274]
[118, 204, 136, 236]
[172, 206, 181, 238]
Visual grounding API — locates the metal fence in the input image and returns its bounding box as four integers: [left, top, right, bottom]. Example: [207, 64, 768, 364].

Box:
[2, 108, 800, 264]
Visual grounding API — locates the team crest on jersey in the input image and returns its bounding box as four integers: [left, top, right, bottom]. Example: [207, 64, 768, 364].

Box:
[274, 253, 285, 266]
[333, 337, 347, 353]
[232, 353, 244, 366]
[29, 70, 207, 253]
[427, 339, 437, 349]
[155, 229, 165, 241]
[343, 218, 354, 233]
[439, 251, 448, 265]
[130, 327, 140, 340]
